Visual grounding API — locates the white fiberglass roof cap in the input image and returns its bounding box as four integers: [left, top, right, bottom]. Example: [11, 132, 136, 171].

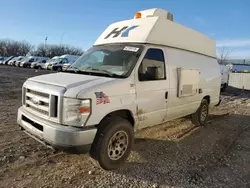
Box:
[94, 8, 216, 58]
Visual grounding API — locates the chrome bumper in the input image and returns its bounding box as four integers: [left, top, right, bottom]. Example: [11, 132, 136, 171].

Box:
[17, 106, 97, 150]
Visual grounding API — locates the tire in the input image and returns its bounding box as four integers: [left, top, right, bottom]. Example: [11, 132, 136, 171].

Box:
[90, 117, 134, 170]
[57, 67, 62, 72]
[221, 83, 227, 92]
[37, 66, 41, 70]
[191, 99, 209, 126]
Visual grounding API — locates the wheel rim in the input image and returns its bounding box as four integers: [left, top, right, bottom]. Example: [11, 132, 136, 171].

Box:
[200, 105, 208, 122]
[107, 131, 128, 160]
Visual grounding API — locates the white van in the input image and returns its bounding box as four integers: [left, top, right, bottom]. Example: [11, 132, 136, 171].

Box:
[17, 8, 221, 170]
[220, 64, 229, 91]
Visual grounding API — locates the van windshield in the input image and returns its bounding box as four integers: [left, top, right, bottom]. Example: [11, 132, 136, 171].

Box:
[67, 44, 144, 78]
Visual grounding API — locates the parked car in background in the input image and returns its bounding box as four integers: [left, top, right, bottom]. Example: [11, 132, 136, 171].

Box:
[15, 57, 27, 67]
[0, 56, 7, 64]
[44, 56, 60, 70]
[220, 64, 229, 92]
[62, 59, 78, 71]
[31, 57, 50, 69]
[8, 56, 23, 66]
[2, 56, 14, 65]
[52, 55, 80, 71]
[20, 56, 47, 68]
[8, 56, 19, 66]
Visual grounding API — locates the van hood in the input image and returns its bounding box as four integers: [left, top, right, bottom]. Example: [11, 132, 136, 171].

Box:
[28, 72, 115, 90]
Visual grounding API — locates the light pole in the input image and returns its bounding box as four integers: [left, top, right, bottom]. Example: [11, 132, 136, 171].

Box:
[45, 37, 48, 56]
[45, 37, 48, 49]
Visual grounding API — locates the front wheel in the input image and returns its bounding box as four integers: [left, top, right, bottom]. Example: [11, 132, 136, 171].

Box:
[57, 66, 62, 72]
[90, 117, 133, 170]
[191, 99, 209, 126]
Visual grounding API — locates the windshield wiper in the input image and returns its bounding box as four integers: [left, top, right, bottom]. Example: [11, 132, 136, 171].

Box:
[85, 67, 114, 77]
[67, 66, 83, 72]
[67, 66, 125, 78]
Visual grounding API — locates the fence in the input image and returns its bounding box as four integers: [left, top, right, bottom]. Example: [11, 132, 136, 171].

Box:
[229, 73, 250, 90]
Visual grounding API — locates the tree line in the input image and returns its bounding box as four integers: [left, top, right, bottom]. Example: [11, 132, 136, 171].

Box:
[0, 39, 84, 58]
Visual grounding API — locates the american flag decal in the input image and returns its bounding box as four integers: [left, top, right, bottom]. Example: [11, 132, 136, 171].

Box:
[95, 92, 110, 105]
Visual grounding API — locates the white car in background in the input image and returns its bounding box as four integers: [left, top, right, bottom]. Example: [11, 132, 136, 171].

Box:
[31, 57, 50, 69]
[20, 56, 48, 68]
[62, 59, 78, 71]
[220, 64, 229, 91]
[8, 56, 24, 66]
[44, 56, 60, 70]
[0, 56, 7, 64]
[51, 55, 80, 71]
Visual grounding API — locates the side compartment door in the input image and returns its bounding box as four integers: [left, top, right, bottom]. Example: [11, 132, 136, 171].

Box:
[135, 47, 169, 129]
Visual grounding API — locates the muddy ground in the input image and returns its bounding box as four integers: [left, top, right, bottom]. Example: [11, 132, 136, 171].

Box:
[1, 65, 250, 188]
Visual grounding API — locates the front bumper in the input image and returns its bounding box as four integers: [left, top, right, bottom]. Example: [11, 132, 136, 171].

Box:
[62, 66, 69, 71]
[30, 65, 36, 69]
[17, 106, 97, 152]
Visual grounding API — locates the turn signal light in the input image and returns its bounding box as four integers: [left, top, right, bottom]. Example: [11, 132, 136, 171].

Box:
[80, 107, 90, 113]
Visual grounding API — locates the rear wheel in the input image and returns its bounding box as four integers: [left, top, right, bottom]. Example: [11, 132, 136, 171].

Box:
[90, 117, 133, 170]
[191, 99, 209, 126]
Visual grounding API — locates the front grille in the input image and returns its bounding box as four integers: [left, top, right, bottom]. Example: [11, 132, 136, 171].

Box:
[28, 105, 49, 116]
[28, 89, 49, 98]
[24, 88, 58, 120]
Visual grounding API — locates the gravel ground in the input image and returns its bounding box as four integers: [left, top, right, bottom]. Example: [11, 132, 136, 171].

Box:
[1, 65, 250, 188]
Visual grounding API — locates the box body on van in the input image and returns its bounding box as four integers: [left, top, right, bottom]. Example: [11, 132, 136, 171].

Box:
[17, 8, 221, 170]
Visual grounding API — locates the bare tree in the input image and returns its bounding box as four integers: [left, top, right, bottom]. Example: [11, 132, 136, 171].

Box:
[18, 41, 33, 56]
[30, 44, 47, 57]
[217, 47, 232, 64]
[0, 38, 83, 58]
[31, 44, 84, 58]
[0, 39, 33, 56]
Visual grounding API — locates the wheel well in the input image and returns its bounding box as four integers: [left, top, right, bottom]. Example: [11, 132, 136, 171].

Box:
[98, 110, 134, 127]
[203, 95, 210, 104]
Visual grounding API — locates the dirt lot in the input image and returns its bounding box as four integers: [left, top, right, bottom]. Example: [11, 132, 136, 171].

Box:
[1, 65, 250, 188]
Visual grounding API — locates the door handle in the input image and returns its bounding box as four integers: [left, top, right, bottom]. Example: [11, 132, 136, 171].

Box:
[165, 92, 168, 99]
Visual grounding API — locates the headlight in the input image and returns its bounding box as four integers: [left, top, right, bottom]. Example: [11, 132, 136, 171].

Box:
[63, 98, 91, 127]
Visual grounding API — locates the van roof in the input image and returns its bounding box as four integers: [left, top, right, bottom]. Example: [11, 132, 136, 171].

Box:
[94, 8, 216, 58]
